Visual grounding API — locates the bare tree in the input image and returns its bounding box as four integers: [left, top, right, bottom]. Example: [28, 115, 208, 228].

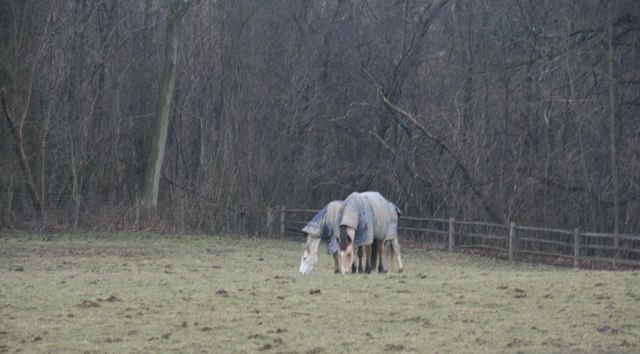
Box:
[143, 0, 190, 209]
[1, 1, 58, 215]
[1, 0, 638, 236]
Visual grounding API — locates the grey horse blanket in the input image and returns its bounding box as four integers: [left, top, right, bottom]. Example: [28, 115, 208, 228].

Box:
[339, 191, 401, 247]
[301, 200, 342, 254]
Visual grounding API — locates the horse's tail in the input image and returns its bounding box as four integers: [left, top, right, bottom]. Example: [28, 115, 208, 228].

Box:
[388, 240, 398, 273]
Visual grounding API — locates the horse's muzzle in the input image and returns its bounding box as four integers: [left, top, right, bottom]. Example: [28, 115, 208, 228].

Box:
[299, 260, 313, 275]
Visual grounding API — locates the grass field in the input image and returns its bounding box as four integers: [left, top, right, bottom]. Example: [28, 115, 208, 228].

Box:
[1, 233, 639, 353]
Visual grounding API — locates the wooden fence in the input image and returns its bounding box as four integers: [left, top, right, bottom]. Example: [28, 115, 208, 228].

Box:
[266, 206, 640, 268]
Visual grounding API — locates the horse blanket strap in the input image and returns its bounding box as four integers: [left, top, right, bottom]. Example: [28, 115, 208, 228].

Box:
[302, 200, 342, 254]
[340, 191, 400, 247]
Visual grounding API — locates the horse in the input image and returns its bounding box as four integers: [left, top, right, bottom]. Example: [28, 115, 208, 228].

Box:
[299, 201, 353, 275]
[299, 200, 370, 275]
[337, 191, 404, 274]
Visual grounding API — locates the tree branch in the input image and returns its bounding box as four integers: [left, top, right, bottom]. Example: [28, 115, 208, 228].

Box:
[1, 87, 42, 212]
[362, 68, 506, 224]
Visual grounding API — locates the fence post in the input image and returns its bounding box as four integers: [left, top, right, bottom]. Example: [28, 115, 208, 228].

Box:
[509, 222, 517, 263]
[266, 207, 273, 236]
[180, 197, 185, 233]
[134, 198, 141, 231]
[280, 205, 286, 239]
[448, 217, 455, 252]
[573, 228, 580, 268]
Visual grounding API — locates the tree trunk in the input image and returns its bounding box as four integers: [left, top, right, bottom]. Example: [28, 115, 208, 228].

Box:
[1, 89, 42, 213]
[607, 2, 620, 253]
[143, 0, 188, 209]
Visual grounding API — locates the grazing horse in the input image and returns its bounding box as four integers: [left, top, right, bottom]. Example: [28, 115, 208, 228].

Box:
[337, 191, 404, 274]
[299, 201, 347, 275]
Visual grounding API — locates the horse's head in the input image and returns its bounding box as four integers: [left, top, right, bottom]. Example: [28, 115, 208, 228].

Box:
[299, 235, 321, 275]
[337, 225, 356, 274]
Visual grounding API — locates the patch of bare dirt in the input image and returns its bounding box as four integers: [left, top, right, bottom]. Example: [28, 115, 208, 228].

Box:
[506, 338, 531, 348]
[79, 300, 100, 308]
[99, 295, 121, 303]
[597, 325, 619, 335]
[384, 344, 405, 351]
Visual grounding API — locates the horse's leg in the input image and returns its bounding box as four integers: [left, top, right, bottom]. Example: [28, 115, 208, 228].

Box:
[390, 238, 404, 273]
[377, 239, 387, 273]
[370, 239, 378, 273]
[351, 246, 360, 273]
[363, 244, 372, 274]
[332, 251, 340, 274]
[352, 257, 357, 274]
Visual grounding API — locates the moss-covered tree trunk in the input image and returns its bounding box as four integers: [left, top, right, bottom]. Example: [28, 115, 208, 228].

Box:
[143, 0, 189, 209]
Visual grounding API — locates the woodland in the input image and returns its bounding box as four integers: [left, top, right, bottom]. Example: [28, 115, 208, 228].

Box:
[1, 0, 639, 235]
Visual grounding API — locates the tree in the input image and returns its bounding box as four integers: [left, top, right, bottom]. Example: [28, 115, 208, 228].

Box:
[143, 0, 190, 209]
[1, 1, 57, 215]
[1, 0, 639, 235]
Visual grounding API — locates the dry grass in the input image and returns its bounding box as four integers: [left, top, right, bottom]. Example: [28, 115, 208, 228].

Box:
[0, 232, 639, 353]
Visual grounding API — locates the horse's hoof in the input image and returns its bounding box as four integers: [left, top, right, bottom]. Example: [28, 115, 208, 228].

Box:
[398, 268, 404, 273]
[334, 269, 340, 274]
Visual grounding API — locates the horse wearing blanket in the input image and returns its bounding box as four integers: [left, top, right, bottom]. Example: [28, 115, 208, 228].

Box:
[299, 201, 354, 274]
[337, 191, 404, 274]
[299, 200, 370, 275]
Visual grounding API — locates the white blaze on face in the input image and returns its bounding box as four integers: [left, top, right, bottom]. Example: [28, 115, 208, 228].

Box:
[338, 248, 353, 274]
[299, 255, 312, 274]
[299, 235, 321, 275]
[299, 249, 316, 275]
[338, 226, 356, 274]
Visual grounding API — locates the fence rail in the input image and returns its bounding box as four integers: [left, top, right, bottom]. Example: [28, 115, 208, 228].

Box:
[267, 206, 640, 268]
